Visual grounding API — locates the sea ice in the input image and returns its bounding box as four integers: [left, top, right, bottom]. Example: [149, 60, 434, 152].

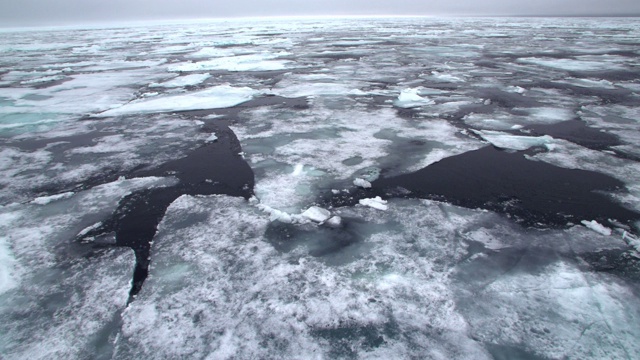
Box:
[271, 82, 366, 98]
[30, 191, 75, 205]
[359, 196, 388, 211]
[301, 206, 331, 223]
[472, 130, 556, 151]
[393, 88, 436, 108]
[0, 234, 17, 294]
[96, 85, 258, 116]
[149, 73, 211, 88]
[325, 216, 342, 227]
[168, 53, 291, 72]
[517, 57, 626, 72]
[581, 220, 612, 236]
[353, 178, 372, 188]
[205, 133, 218, 142]
[117, 195, 490, 359]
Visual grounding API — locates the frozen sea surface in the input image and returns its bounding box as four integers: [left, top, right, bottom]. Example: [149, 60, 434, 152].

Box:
[1, 17, 640, 359]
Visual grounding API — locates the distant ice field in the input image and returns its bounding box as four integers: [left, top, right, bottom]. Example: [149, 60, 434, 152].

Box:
[1, 17, 640, 359]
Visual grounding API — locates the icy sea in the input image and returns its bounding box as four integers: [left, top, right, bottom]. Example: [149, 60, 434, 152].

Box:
[1, 16, 640, 359]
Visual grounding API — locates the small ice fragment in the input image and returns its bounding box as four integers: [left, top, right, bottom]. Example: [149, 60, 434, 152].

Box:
[205, 133, 218, 142]
[31, 192, 74, 205]
[484, 99, 492, 105]
[325, 216, 342, 227]
[359, 197, 388, 211]
[331, 189, 340, 195]
[292, 164, 304, 176]
[77, 222, 103, 238]
[393, 88, 435, 109]
[581, 220, 612, 236]
[353, 178, 372, 189]
[257, 203, 295, 223]
[301, 206, 331, 223]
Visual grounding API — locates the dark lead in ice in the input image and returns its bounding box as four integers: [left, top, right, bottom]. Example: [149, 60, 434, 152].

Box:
[328, 146, 639, 229]
[78, 121, 255, 298]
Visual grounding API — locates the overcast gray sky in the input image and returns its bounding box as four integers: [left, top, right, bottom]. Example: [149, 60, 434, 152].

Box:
[2, 0, 640, 26]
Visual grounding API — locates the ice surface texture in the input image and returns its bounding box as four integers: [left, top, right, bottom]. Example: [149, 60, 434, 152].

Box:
[1, 16, 640, 360]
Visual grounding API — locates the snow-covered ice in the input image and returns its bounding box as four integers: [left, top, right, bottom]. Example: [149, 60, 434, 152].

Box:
[473, 130, 556, 151]
[168, 53, 291, 72]
[97, 85, 258, 116]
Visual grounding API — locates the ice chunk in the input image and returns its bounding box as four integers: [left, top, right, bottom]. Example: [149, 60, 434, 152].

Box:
[149, 73, 211, 88]
[256, 203, 301, 224]
[472, 130, 556, 151]
[301, 206, 331, 223]
[581, 220, 612, 236]
[30, 191, 74, 205]
[96, 85, 258, 117]
[353, 178, 372, 189]
[428, 71, 465, 83]
[325, 216, 342, 227]
[205, 133, 218, 142]
[359, 196, 388, 211]
[393, 88, 436, 108]
[291, 163, 304, 176]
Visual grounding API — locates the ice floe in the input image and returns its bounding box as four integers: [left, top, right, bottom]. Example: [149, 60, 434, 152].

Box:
[97, 85, 259, 116]
[472, 130, 556, 151]
[168, 53, 291, 72]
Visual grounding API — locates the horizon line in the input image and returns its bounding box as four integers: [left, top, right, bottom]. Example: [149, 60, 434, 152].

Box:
[2, 13, 639, 31]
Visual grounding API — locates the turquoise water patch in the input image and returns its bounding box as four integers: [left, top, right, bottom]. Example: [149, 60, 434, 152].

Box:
[0, 112, 64, 136]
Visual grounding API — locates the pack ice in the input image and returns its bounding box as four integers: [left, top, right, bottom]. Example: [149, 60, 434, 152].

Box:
[1, 16, 640, 360]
